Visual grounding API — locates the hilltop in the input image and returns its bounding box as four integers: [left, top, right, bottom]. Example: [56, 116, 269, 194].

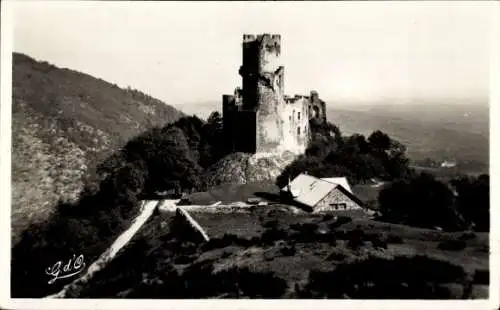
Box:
[172, 100, 489, 174]
[10, 55, 489, 300]
[11, 53, 184, 242]
[204, 151, 299, 187]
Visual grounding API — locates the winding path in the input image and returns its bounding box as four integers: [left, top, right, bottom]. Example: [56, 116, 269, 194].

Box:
[44, 199, 172, 298]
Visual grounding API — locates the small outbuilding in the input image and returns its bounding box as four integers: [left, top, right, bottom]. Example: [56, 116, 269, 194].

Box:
[280, 173, 365, 212]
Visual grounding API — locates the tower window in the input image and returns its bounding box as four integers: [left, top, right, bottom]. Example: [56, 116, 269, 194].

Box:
[297, 127, 301, 136]
[298, 112, 301, 120]
[313, 106, 320, 118]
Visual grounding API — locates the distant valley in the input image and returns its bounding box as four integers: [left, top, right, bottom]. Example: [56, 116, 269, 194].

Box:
[175, 100, 489, 173]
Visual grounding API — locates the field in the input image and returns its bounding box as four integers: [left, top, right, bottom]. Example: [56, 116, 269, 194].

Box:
[185, 180, 381, 208]
[186, 209, 488, 269]
[72, 188, 489, 299]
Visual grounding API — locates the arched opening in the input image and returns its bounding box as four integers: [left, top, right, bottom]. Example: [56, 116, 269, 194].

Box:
[313, 106, 320, 118]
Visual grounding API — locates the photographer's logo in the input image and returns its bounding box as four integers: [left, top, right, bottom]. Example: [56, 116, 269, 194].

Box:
[45, 254, 86, 284]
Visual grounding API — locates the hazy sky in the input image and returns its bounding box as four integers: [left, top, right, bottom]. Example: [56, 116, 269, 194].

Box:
[12, 1, 493, 105]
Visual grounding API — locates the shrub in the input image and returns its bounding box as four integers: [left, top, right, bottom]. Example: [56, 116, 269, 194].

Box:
[386, 234, 404, 244]
[329, 216, 352, 229]
[202, 234, 240, 251]
[346, 227, 365, 250]
[366, 233, 388, 249]
[322, 214, 334, 221]
[234, 237, 255, 247]
[290, 222, 318, 234]
[378, 173, 468, 231]
[473, 269, 489, 285]
[174, 255, 196, 265]
[300, 222, 319, 233]
[303, 255, 466, 299]
[280, 245, 297, 256]
[326, 251, 347, 261]
[263, 220, 279, 229]
[458, 231, 477, 241]
[437, 239, 467, 251]
[289, 222, 334, 244]
[267, 209, 285, 217]
[476, 244, 489, 253]
[181, 265, 288, 298]
[261, 228, 289, 245]
[236, 268, 288, 298]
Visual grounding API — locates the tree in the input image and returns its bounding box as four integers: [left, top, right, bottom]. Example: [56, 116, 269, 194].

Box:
[280, 123, 413, 187]
[378, 173, 465, 230]
[309, 120, 342, 145]
[121, 125, 202, 194]
[368, 130, 391, 152]
[200, 111, 226, 167]
[451, 174, 489, 231]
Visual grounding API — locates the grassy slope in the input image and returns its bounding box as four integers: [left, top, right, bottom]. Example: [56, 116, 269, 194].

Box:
[186, 180, 381, 210]
[74, 209, 488, 299]
[73, 182, 488, 299]
[11, 53, 184, 242]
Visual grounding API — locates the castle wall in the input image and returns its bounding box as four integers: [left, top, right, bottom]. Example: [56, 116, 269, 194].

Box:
[239, 34, 287, 153]
[223, 34, 326, 155]
[282, 97, 310, 153]
[256, 81, 283, 152]
[256, 35, 285, 153]
[241, 36, 260, 111]
[308, 91, 327, 123]
[233, 110, 257, 153]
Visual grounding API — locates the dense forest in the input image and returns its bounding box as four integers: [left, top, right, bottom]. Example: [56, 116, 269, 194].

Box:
[11, 53, 184, 243]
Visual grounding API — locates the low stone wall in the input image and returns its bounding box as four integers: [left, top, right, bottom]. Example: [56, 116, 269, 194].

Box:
[174, 207, 210, 242]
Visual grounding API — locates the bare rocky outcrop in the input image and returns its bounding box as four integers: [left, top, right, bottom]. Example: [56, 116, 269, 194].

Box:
[204, 151, 298, 187]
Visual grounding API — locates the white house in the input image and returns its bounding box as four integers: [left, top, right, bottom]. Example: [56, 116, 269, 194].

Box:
[280, 173, 365, 212]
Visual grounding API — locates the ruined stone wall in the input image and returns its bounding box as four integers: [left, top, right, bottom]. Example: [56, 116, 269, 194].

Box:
[281, 97, 309, 153]
[240, 34, 285, 153]
[222, 34, 327, 155]
[308, 91, 327, 123]
[233, 110, 257, 153]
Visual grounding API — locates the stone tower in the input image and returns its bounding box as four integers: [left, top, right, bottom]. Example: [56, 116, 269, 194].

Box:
[222, 34, 326, 155]
[239, 34, 285, 153]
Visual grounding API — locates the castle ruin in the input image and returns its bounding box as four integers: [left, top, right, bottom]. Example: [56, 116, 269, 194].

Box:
[222, 34, 326, 155]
